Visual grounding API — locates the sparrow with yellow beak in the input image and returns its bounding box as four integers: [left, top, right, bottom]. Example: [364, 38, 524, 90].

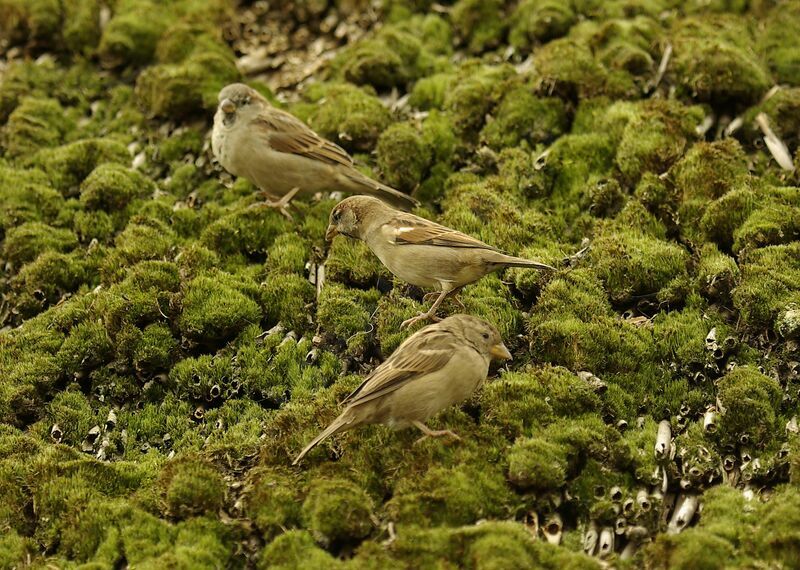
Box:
[293, 314, 511, 465]
[325, 196, 555, 328]
[211, 83, 418, 218]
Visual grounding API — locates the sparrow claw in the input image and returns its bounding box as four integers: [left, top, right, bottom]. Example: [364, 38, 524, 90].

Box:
[401, 311, 441, 330]
[414, 430, 461, 445]
[247, 187, 302, 221]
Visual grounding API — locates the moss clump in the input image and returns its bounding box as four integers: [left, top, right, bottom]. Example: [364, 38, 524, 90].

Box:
[260, 273, 316, 332]
[258, 530, 341, 570]
[616, 100, 703, 185]
[716, 366, 781, 448]
[200, 207, 291, 262]
[1, 97, 75, 158]
[509, 0, 577, 49]
[3, 221, 78, 266]
[302, 478, 375, 544]
[32, 138, 130, 196]
[10, 251, 89, 318]
[733, 243, 800, 331]
[444, 63, 516, 140]
[303, 83, 392, 152]
[246, 468, 304, 540]
[671, 17, 770, 107]
[532, 37, 636, 100]
[376, 122, 431, 192]
[179, 274, 263, 343]
[481, 87, 568, 149]
[335, 17, 448, 89]
[80, 163, 156, 211]
[317, 283, 381, 355]
[387, 463, 514, 527]
[135, 51, 240, 119]
[97, 0, 170, 68]
[132, 323, 178, 373]
[450, 0, 507, 54]
[758, 4, 800, 85]
[588, 227, 690, 303]
[408, 72, 456, 110]
[159, 455, 225, 518]
[326, 237, 392, 289]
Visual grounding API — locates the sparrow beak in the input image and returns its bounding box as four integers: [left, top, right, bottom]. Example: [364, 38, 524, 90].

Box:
[490, 342, 512, 361]
[325, 224, 339, 242]
[220, 98, 235, 114]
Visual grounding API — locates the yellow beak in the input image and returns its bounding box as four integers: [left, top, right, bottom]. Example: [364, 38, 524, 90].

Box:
[325, 224, 339, 242]
[490, 342, 512, 361]
[220, 98, 235, 114]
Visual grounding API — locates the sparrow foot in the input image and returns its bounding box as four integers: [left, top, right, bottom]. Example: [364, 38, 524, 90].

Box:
[413, 421, 461, 444]
[400, 310, 442, 330]
[248, 187, 301, 220]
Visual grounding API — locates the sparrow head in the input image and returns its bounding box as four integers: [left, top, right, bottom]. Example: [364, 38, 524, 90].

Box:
[217, 83, 267, 123]
[444, 314, 512, 361]
[325, 195, 389, 242]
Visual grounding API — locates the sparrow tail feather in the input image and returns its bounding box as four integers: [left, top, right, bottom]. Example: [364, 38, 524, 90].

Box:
[344, 171, 419, 211]
[500, 256, 556, 271]
[292, 413, 354, 466]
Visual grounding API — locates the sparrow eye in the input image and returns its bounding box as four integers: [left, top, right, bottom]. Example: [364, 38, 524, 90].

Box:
[481, 332, 489, 340]
[332, 210, 341, 222]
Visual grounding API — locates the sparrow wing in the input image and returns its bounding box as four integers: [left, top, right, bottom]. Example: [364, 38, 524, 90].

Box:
[385, 213, 501, 251]
[341, 325, 460, 407]
[253, 108, 354, 168]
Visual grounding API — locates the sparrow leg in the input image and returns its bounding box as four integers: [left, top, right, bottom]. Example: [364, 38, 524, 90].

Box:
[401, 289, 449, 329]
[412, 421, 461, 444]
[248, 187, 301, 220]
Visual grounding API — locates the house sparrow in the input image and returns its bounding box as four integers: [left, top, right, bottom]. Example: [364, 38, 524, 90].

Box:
[292, 314, 511, 465]
[211, 83, 418, 218]
[325, 196, 555, 328]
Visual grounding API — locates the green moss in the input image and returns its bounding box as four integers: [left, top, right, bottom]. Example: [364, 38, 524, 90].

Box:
[481, 88, 568, 149]
[32, 138, 130, 196]
[1, 97, 75, 158]
[260, 273, 316, 332]
[510, 0, 577, 49]
[444, 63, 516, 140]
[304, 83, 392, 152]
[3, 221, 78, 266]
[733, 242, 800, 331]
[387, 462, 514, 526]
[135, 50, 239, 119]
[259, 530, 341, 570]
[758, 4, 800, 85]
[377, 122, 431, 192]
[532, 37, 636, 100]
[335, 19, 444, 89]
[317, 283, 381, 355]
[671, 17, 770, 107]
[408, 72, 456, 110]
[200, 207, 291, 261]
[302, 478, 375, 544]
[616, 100, 703, 185]
[246, 468, 304, 540]
[717, 366, 782, 448]
[179, 274, 263, 343]
[159, 455, 225, 518]
[588, 228, 690, 304]
[97, 0, 170, 68]
[450, 0, 507, 54]
[132, 323, 178, 373]
[80, 163, 156, 211]
[0, 0, 61, 51]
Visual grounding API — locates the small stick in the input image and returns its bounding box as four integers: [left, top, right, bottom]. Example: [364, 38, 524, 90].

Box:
[756, 112, 795, 171]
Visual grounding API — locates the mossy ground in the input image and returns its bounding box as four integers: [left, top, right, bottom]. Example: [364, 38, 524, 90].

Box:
[1, 0, 800, 568]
